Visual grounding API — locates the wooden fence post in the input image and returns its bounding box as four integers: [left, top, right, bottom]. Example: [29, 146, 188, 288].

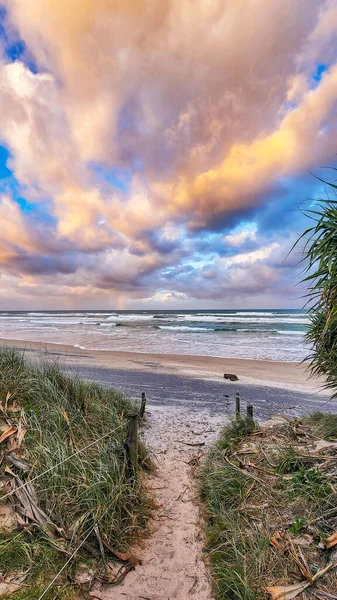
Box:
[247, 404, 254, 420]
[125, 413, 138, 478]
[235, 392, 241, 420]
[140, 392, 146, 419]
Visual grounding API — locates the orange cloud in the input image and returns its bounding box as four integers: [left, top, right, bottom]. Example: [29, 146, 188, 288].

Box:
[0, 0, 336, 307]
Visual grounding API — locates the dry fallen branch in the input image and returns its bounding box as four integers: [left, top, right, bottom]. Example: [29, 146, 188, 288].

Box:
[99, 556, 141, 585]
[270, 530, 286, 555]
[324, 532, 337, 549]
[0, 426, 17, 445]
[175, 440, 205, 447]
[267, 562, 337, 600]
[224, 455, 266, 486]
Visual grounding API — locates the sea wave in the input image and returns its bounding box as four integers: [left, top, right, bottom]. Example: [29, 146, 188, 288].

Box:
[182, 315, 309, 325]
[29, 319, 84, 325]
[276, 330, 304, 335]
[157, 325, 209, 332]
[112, 314, 154, 321]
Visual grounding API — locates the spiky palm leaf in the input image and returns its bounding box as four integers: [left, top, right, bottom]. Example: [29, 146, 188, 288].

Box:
[297, 171, 337, 396]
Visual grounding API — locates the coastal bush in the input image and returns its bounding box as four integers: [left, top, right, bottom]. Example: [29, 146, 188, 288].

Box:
[0, 347, 152, 599]
[296, 172, 337, 396]
[199, 417, 337, 599]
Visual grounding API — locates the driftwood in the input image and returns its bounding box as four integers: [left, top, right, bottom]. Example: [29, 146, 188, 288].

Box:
[224, 373, 238, 381]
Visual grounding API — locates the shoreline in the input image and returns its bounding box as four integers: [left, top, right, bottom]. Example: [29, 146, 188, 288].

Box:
[0, 336, 326, 395]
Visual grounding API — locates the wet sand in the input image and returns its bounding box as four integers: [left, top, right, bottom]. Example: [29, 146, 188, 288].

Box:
[0, 336, 333, 422]
[0, 336, 326, 394]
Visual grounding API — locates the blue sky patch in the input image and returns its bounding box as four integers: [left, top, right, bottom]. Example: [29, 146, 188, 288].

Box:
[0, 6, 37, 73]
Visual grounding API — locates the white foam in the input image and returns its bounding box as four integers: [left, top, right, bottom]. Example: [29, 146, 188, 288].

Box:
[276, 330, 304, 335]
[112, 314, 154, 321]
[158, 325, 210, 332]
[182, 315, 309, 325]
[29, 319, 83, 325]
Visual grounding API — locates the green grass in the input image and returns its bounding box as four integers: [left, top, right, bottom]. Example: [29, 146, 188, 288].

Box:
[274, 446, 306, 474]
[199, 416, 337, 599]
[216, 417, 258, 452]
[0, 531, 78, 600]
[305, 411, 337, 440]
[0, 347, 152, 598]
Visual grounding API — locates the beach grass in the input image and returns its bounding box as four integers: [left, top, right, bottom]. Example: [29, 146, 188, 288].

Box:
[304, 411, 337, 441]
[199, 415, 337, 599]
[0, 346, 152, 599]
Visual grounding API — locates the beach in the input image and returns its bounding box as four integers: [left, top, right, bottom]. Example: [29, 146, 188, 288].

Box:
[0, 308, 319, 413]
[1, 335, 336, 599]
[2, 336, 335, 600]
[0, 337, 331, 417]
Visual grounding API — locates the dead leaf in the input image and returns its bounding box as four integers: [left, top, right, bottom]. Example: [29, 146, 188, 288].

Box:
[16, 414, 26, 448]
[73, 563, 95, 588]
[101, 533, 131, 562]
[0, 504, 19, 532]
[294, 534, 313, 547]
[324, 531, 337, 549]
[266, 560, 337, 600]
[0, 426, 17, 444]
[4, 392, 11, 411]
[6, 452, 30, 474]
[0, 571, 27, 596]
[266, 582, 310, 600]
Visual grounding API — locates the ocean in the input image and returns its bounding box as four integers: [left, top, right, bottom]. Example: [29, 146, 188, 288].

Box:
[0, 309, 309, 362]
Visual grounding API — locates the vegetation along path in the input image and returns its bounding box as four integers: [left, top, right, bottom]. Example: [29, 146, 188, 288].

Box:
[99, 406, 218, 600]
[70, 364, 336, 599]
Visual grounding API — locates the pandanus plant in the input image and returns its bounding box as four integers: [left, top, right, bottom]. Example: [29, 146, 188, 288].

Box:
[296, 172, 337, 396]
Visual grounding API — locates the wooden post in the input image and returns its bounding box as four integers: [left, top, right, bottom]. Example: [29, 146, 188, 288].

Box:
[235, 392, 241, 420]
[247, 404, 254, 420]
[125, 413, 138, 478]
[140, 392, 146, 419]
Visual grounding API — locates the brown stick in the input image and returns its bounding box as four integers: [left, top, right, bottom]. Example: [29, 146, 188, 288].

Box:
[139, 392, 146, 419]
[125, 414, 138, 478]
[235, 392, 241, 419]
[175, 440, 205, 447]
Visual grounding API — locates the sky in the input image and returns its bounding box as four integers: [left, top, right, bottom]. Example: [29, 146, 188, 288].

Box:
[0, 1, 337, 310]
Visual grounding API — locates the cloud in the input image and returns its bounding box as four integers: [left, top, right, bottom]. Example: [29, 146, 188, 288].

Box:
[224, 227, 257, 247]
[0, 0, 336, 308]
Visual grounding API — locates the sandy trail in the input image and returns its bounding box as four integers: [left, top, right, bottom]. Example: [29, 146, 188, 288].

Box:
[99, 407, 222, 600]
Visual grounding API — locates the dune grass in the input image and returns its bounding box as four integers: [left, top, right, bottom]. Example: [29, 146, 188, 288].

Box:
[199, 415, 337, 599]
[0, 347, 152, 599]
[304, 411, 337, 440]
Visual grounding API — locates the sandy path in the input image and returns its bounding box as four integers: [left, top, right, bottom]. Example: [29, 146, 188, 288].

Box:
[99, 407, 222, 600]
